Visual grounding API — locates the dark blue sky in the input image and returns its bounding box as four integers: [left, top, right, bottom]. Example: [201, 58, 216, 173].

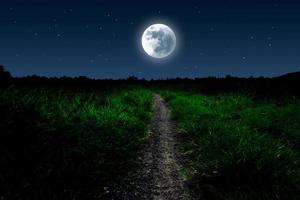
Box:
[1, 0, 300, 78]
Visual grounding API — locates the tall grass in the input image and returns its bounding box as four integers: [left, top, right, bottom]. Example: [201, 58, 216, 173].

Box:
[0, 87, 153, 199]
[161, 90, 300, 200]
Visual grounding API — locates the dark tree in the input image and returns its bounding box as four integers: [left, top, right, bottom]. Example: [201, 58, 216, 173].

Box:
[0, 65, 12, 81]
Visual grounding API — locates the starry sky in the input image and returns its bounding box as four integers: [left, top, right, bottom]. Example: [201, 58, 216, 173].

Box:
[1, 0, 300, 79]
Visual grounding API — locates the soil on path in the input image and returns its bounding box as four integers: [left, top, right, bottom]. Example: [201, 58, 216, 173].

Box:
[120, 94, 191, 200]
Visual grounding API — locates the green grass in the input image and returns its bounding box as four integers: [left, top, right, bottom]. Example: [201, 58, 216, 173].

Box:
[161, 90, 300, 200]
[2, 86, 300, 199]
[0, 87, 153, 199]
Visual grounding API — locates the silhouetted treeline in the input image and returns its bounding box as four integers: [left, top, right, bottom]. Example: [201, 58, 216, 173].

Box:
[1, 66, 300, 98]
[152, 73, 300, 98]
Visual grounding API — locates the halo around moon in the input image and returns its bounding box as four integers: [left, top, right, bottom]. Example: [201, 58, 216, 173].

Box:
[141, 24, 176, 59]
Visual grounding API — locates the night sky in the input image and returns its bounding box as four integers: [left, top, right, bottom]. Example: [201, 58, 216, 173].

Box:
[1, 0, 300, 79]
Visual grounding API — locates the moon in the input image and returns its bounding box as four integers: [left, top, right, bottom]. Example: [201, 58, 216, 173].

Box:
[141, 24, 176, 59]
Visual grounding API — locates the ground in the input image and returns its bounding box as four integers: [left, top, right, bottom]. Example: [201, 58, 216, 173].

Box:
[119, 94, 191, 200]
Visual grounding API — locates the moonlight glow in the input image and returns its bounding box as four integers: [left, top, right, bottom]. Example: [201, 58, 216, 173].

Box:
[141, 24, 176, 59]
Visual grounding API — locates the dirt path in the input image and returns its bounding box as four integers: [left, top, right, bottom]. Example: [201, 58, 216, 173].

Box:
[123, 94, 190, 200]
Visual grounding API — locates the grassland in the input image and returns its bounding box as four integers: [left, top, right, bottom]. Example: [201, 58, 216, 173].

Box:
[161, 90, 300, 200]
[1, 83, 300, 200]
[0, 87, 153, 199]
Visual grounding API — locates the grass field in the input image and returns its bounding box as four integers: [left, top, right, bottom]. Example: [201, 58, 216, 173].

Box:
[161, 90, 300, 199]
[1, 84, 300, 200]
[0, 87, 153, 199]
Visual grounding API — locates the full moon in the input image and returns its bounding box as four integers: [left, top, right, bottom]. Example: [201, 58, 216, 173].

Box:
[141, 24, 176, 59]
